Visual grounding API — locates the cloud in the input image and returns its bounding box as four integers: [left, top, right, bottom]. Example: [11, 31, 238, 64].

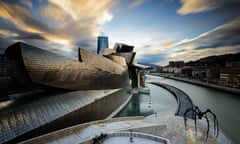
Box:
[0, 0, 115, 57]
[135, 17, 240, 65]
[160, 40, 174, 48]
[0, 1, 50, 33]
[40, 4, 71, 27]
[76, 39, 97, 52]
[177, 0, 239, 15]
[142, 44, 151, 48]
[48, 0, 113, 25]
[21, 0, 32, 9]
[175, 17, 240, 50]
[166, 17, 240, 63]
[129, 0, 146, 8]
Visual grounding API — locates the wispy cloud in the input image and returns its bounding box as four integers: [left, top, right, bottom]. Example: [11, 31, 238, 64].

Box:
[160, 40, 174, 48]
[21, 0, 32, 9]
[48, 0, 114, 25]
[0, 1, 49, 33]
[169, 17, 240, 62]
[129, 0, 146, 8]
[136, 17, 240, 65]
[174, 17, 240, 50]
[177, 0, 239, 15]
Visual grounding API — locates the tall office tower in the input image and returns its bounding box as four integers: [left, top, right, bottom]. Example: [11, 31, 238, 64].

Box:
[97, 36, 109, 54]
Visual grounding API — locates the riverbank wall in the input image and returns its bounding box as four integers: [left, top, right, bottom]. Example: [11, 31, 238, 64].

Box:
[150, 73, 240, 94]
[0, 87, 131, 143]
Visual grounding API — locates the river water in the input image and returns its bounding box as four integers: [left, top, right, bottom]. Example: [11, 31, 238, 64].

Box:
[116, 75, 240, 144]
[116, 84, 177, 117]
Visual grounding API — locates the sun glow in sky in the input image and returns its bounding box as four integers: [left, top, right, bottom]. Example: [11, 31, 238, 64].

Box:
[0, 0, 240, 65]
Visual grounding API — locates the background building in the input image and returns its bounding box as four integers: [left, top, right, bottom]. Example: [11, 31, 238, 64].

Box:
[169, 61, 184, 68]
[206, 68, 220, 80]
[220, 61, 240, 88]
[220, 68, 240, 88]
[226, 61, 240, 67]
[163, 61, 184, 74]
[97, 36, 109, 54]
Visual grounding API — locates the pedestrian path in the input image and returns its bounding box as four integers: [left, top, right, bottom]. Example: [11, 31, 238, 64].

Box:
[148, 82, 194, 119]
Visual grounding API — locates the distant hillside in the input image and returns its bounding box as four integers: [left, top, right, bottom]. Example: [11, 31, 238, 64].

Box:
[185, 52, 240, 67]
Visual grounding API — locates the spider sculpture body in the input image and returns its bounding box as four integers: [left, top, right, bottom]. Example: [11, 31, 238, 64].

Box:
[184, 106, 219, 141]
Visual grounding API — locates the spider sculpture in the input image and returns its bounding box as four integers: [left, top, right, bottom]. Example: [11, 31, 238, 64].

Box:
[184, 106, 219, 141]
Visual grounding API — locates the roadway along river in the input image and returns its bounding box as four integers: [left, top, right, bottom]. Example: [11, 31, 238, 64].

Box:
[116, 75, 240, 144]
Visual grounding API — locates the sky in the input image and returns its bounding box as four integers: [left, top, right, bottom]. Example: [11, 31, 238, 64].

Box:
[0, 0, 240, 66]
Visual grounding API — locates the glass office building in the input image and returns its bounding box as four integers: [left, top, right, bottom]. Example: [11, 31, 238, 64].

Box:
[97, 36, 109, 54]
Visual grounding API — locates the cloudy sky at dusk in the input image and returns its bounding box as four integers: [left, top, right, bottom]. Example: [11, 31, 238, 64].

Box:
[0, 0, 240, 65]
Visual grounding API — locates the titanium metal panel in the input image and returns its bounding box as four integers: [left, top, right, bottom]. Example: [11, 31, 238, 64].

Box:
[5, 42, 129, 90]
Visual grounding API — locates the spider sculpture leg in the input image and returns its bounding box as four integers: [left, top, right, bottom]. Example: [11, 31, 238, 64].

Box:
[204, 115, 210, 141]
[184, 116, 187, 130]
[208, 110, 219, 138]
[194, 106, 202, 137]
[183, 108, 195, 130]
[194, 113, 197, 137]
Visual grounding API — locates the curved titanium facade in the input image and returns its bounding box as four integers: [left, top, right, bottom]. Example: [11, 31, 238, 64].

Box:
[5, 42, 129, 90]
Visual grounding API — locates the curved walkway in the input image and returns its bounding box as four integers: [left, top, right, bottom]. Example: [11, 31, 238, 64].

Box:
[149, 82, 195, 119]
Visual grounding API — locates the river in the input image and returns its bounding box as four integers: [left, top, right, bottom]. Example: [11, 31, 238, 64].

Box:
[116, 75, 240, 144]
[116, 83, 177, 117]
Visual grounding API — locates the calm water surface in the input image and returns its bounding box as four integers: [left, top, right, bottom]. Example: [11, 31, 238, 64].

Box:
[116, 83, 177, 117]
[117, 75, 240, 143]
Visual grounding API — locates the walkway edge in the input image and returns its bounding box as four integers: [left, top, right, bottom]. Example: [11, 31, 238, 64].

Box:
[149, 82, 195, 119]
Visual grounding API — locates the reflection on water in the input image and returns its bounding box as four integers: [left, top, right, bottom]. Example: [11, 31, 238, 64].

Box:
[116, 83, 177, 117]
